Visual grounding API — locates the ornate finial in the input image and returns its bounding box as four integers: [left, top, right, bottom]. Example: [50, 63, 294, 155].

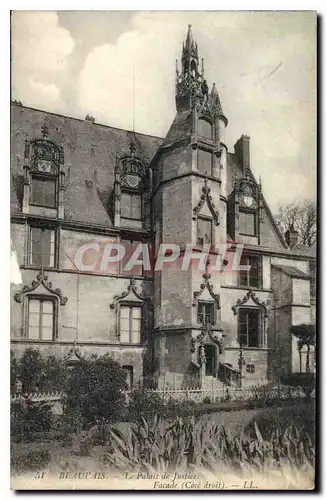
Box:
[204, 173, 208, 187]
[41, 124, 49, 138]
[129, 142, 136, 155]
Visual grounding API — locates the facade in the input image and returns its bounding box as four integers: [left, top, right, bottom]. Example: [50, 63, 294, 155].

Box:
[10, 26, 316, 389]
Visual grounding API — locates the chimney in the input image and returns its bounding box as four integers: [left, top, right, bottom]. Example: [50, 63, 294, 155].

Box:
[285, 225, 299, 248]
[85, 114, 95, 123]
[234, 134, 250, 175]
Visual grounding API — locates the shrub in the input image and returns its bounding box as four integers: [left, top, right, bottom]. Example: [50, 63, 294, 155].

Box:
[281, 373, 315, 397]
[63, 355, 128, 428]
[11, 399, 52, 442]
[11, 348, 68, 393]
[202, 396, 211, 404]
[128, 388, 165, 422]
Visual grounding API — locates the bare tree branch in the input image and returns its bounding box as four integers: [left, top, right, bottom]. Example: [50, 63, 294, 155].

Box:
[274, 199, 316, 247]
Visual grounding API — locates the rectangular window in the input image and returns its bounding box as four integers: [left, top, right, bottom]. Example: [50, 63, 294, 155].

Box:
[239, 254, 262, 288]
[246, 363, 255, 374]
[29, 227, 55, 268]
[197, 149, 213, 176]
[31, 177, 56, 208]
[120, 305, 142, 344]
[27, 298, 54, 340]
[238, 309, 260, 348]
[309, 261, 316, 299]
[197, 302, 215, 326]
[197, 217, 212, 246]
[239, 211, 256, 236]
[121, 193, 142, 220]
[198, 119, 213, 140]
[120, 239, 143, 277]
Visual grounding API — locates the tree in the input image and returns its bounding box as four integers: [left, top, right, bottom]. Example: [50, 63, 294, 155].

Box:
[289, 324, 316, 373]
[275, 199, 316, 247]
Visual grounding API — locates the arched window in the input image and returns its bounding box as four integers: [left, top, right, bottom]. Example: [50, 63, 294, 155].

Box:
[198, 118, 213, 140]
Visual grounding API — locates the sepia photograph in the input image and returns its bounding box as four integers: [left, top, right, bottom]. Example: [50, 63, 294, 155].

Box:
[9, 10, 316, 490]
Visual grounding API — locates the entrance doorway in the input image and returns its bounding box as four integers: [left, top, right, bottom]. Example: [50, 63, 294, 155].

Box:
[204, 344, 217, 376]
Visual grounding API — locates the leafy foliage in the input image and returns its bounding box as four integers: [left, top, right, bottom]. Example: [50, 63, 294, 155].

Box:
[62, 355, 128, 429]
[281, 373, 315, 397]
[104, 415, 315, 482]
[11, 399, 52, 441]
[11, 348, 67, 393]
[289, 323, 316, 374]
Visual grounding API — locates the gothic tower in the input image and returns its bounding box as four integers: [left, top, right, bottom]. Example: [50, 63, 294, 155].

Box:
[152, 26, 229, 389]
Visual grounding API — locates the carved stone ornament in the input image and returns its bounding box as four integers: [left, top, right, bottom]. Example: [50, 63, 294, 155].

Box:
[110, 278, 150, 310]
[193, 272, 220, 308]
[14, 269, 68, 305]
[190, 325, 224, 354]
[63, 340, 85, 363]
[237, 179, 258, 210]
[192, 179, 220, 226]
[231, 290, 268, 317]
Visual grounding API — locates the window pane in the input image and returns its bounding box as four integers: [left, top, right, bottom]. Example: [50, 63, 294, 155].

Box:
[120, 330, 130, 343]
[249, 256, 260, 287]
[131, 325, 141, 344]
[121, 193, 142, 220]
[31, 178, 56, 207]
[28, 313, 39, 327]
[239, 211, 256, 236]
[120, 306, 130, 319]
[197, 149, 212, 176]
[30, 228, 55, 267]
[198, 119, 212, 139]
[132, 307, 141, 319]
[29, 299, 40, 313]
[197, 218, 212, 246]
[28, 326, 39, 340]
[42, 313, 53, 327]
[42, 301, 53, 314]
[248, 310, 260, 347]
[42, 327, 53, 341]
[120, 318, 130, 332]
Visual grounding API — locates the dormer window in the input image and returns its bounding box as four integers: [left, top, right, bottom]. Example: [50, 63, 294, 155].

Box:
[30, 177, 56, 208]
[23, 130, 65, 217]
[121, 192, 142, 221]
[239, 210, 256, 236]
[113, 143, 147, 229]
[198, 118, 213, 140]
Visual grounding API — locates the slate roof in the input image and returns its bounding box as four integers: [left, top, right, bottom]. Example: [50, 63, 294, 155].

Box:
[11, 103, 163, 227]
[271, 264, 311, 279]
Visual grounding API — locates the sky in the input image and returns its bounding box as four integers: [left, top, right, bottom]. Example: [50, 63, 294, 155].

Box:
[11, 10, 316, 212]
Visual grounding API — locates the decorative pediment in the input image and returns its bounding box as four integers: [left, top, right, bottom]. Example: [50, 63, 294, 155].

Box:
[231, 290, 268, 317]
[193, 272, 220, 307]
[190, 325, 224, 354]
[110, 278, 151, 310]
[192, 179, 219, 226]
[237, 178, 259, 210]
[14, 269, 68, 305]
[63, 341, 85, 364]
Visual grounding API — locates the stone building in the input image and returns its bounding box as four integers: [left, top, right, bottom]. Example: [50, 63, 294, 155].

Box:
[10, 26, 316, 389]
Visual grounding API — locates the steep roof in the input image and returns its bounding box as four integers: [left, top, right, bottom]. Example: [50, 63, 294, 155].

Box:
[11, 103, 163, 226]
[271, 264, 311, 279]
